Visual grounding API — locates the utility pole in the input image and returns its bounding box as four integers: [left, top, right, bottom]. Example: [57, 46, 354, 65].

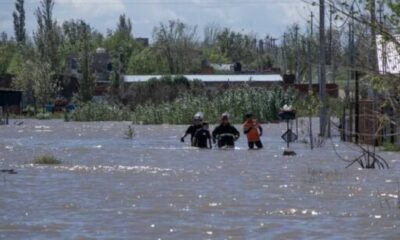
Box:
[319, 0, 327, 137]
[368, 0, 379, 146]
[308, 12, 314, 90]
[355, 71, 360, 144]
[271, 38, 278, 60]
[295, 24, 300, 83]
[345, 4, 355, 142]
[282, 33, 288, 73]
[369, 0, 378, 72]
[329, 4, 334, 83]
[308, 11, 314, 149]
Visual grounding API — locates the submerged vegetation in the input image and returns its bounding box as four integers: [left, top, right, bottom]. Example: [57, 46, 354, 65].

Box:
[124, 125, 135, 139]
[70, 102, 132, 122]
[33, 154, 61, 165]
[133, 86, 295, 124]
[70, 86, 302, 124]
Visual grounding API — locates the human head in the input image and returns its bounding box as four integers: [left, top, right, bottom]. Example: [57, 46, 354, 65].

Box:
[193, 112, 204, 125]
[221, 112, 230, 125]
[202, 122, 209, 130]
[245, 113, 253, 120]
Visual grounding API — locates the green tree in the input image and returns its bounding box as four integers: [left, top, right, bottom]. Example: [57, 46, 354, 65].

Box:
[104, 14, 140, 75]
[34, 0, 62, 73]
[127, 48, 168, 74]
[153, 20, 200, 74]
[33, 0, 62, 102]
[117, 14, 132, 37]
[77, 21, 95, 102]
[0, 39, 17, 74]
[33, 61, 57, 106]
[13, 0, 26, 44]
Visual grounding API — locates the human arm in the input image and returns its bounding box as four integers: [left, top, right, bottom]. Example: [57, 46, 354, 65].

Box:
[258, 125, 263, 136]
[181, 126, 192, 142]
[212, 127, 218, 144]
[233, 126, 240, 140]
[243, 123, 252, 134]
[207, 131, 212, 149]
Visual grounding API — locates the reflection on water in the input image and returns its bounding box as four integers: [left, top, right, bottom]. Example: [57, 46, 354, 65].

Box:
[1, 119, 400, 239]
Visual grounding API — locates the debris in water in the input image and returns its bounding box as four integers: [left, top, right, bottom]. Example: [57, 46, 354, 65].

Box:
[0, 169, 17, 174]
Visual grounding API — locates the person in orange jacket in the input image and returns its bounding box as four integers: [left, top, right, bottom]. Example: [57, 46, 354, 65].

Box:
[243, 113, 263, 149]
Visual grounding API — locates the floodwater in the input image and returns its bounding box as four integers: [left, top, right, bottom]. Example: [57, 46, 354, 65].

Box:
[1, 120, 400, 239]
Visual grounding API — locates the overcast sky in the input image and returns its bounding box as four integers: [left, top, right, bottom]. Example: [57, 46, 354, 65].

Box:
[0, 0, 314, 41]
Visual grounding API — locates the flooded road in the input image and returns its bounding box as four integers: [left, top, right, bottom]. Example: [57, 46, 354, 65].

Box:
[1, 120, 400, 239]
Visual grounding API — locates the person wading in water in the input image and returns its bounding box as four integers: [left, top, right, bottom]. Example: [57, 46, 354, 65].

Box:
[193, 122, 212, 149]
[243, 113, 263, 149]
[181, 112, 204, 146]
[212, 113, 240, 148]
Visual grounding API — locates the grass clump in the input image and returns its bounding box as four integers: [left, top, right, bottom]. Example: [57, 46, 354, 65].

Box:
[33, 155, 61, 165]
[382, 141, 400, 152]
[70, 102, 133, 122]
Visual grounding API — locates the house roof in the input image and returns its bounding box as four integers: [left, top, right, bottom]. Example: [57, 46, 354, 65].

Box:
[124, 74, 283, 83]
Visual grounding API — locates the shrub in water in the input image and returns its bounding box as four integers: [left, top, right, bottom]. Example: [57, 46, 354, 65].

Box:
[33, 155, 61, 164]
[124, 125, 135, 139]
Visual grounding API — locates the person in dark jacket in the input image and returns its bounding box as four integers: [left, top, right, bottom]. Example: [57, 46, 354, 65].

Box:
[193, 122, 212, 149]
[212, 113, 240, 148]
[181, 112, 203, 146]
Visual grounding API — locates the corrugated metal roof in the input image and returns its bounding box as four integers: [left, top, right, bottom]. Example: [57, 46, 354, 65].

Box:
[124, 74, 283, 83]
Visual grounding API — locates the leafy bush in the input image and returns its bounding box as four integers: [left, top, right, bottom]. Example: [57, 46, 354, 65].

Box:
[33, 155, 61, 164]
[121, 75, 206, 109]
[36, 112, 52, 120]
[70, 102, 132, 121]
[382, 141, 400, 152]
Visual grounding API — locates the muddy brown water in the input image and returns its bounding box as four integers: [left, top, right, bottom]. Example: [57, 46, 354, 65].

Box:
[1, 120, 400, 239]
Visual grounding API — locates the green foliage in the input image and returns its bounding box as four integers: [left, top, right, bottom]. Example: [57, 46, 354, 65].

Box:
[23, 105, 36, 116]
[11, 45, 36, 104]
[382, 141, 400, 152]
[104, 15, 141, 74]
[127, 48, 168, 74]
[13, 0, 26, 44]
[33, 154, 61, 164]
[292, 92, 320, 117]
[70, 102, 132, 121]
[122, 75, 206, 109]
[216, 28, 257, 63]
[32, 61, 58, 105]
[36, 112, 52, 120]
[6, 50, 23, 75]
[0, 40, 17, 74]
[61, 19, 101, 55]
[77, 22, 95, 103]
[34, 0, 63, 73]
[132, 86, 296, 124]
[202, 47, 230, 64]
[153, 20, 200, 74]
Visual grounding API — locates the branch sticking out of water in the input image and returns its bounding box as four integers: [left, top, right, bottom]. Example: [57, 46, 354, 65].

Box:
[124, 125, 135, 140]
